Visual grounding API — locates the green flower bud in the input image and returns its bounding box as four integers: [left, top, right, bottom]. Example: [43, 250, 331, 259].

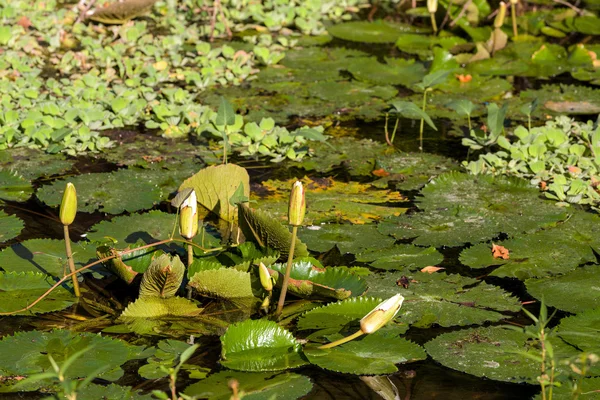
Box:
[360, 294, 404, 334]
[59, 182, 77, 226]
[427, 0, 438, 14]
[258, 262, 273, 291]
[179, 190, 198, 240]
[494, 2, 507, 29]
[288, 181, 305, 226]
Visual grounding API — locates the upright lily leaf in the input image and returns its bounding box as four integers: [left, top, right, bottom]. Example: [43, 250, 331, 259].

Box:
[179, 164, 249, 223]
[0, 272, 75, 315]
[188, 268, 255, 300]
[268, 261, 368, 300]
[238, 204, 308, 259]
[216, 97, 236, 127]
[184, 371, 312, 400]
[87, 0, 157, 24]
[0, 211, 23, 243]
[486, 103, 508, 138]
[139, 254, 185, 298]
[220, 319, 307, 371]
[390, 100, 437, 131]
[304, 333, 426, 375]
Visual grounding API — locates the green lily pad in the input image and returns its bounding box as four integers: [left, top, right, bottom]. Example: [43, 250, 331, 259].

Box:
[37, 167, 187, 214]
[256, 177, 407, 225]
[328, 20, 429, 43]
[379, 173, 567, 247]
[525, 265, 600, 313]
[0, 271, 75, 315]
[268, 261, 367, 300]
[188, 268, 255, 300]
[347, 57, 426, 87]
[0, 148, 75, 180]
[73, 384, 154, 400]
[307, 81, 397, 105]
[220, 319, 307, 371]
[304, 333, 426, 375]
[87, 211, 177, 244]
[0, 330, 145, 381]
[179, 163, 249, 223]
[365, 269, 521, 328]
[424, 326, 576, 383]
[356, 244, 443, 271]
[0, 238, 97, 280]
[0, 211, 23, 243]
[521, 84, 600, 115]
[557, 307, 600, 353]
[184, 371, 312, 400]
[0, 170, 33, 202]
[298, 224, 396, 254]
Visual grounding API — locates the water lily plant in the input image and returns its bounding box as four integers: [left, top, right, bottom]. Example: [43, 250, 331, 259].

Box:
[59, 182, 80, 297]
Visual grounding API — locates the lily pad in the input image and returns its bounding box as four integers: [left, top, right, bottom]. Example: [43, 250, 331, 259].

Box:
[347, 57, 426, 87]
[179, 163, 250, 223]
[365, 269, 521, 328]
[188, 268, 255, 300]
[0, 271, 75, 315]
[328, 21, 429, 43]
[184, 371, 312, 400]
[74, 384, 155, 400]
[304, 333, 426, 375]
[0, 170, 33, 202]
[268, 261, 367, 300]
[220, 319, 307, 371]
[525, 265, 600, 313]
[87, 211, 177, 245]
[0, 211, 23, 243]
[556, 307, 600, 353]
[298, 224, 395, 254]
[37, 167, 187, 214]
[256, 177, 407, 225]
[0, 148, 74, 180]
[356, 244, 443, 271]
[424, 326, 576, 383]
[0, 238, 97, 280]
[0, 330, 145, 381]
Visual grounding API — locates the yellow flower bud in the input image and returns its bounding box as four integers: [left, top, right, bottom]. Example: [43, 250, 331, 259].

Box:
[360, 294, 404, 334]
[288, 181, 305, 226]
[494, 2, 507, 29]
[59, 182, 77, 226]
[179, 190, 198, 240]
[258, 262, 273, 291]
[427, 0, 438, 14]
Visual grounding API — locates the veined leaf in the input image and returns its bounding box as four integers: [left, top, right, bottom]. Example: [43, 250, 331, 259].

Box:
[139, 254, 185, 298]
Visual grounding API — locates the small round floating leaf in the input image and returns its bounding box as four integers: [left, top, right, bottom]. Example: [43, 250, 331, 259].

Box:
[328, 21, 428, 44]
[220, 319, 307, 372]
[0, 211, 24, 243]
[525, 265, 600, 313]
[0, 239, 97, 280]
[304, 333, 426, 375]
[0, 272, 75, 315]
[184, 371, 312, 400]
[299, 224, 396, 254]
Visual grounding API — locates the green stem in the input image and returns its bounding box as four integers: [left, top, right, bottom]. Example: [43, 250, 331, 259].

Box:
[420, 90, 429, 152]
[276, 225, 298, 316]
[318, 330, 364, 349]
[430, 12, 438, 34]
[467, 115, 472, 132]
[187, 243, 193, 268]
[511, 2, 518, 37]
[390, 116, 400, 145]
[63, 225, 80, 297]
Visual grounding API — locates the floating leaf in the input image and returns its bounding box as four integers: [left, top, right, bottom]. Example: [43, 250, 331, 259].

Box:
[365, 269, 521, 328]
[87, 0, 157, 24]
[0, 272, 75, 315]
[188, 268, 255, 300]
[526, 265, 600, 313]
[184, 371, 312, 400]
[97, 243, 165, 283]
[356, 244, 443, 271]
[328, 20, 429, 43]
[179, 164, 249, 223]
[220, 319, 307, 371]
[0, 211, 23, 243]
[139, 254, 185, 298]
[0, 170, 33, 202]
[304, 333, 426, 375]
[425, 326, 576, 383]
[268, 261, 367, 300]
[238, 204, 308, 259]
[255, 177, 407, 225]
[0, 239, 97, 280]
[348, 57, 426, 87]
[298, 224, 395, 254]
[556, 307, 600, 353]
[0, 148, 75, 180]
[87, 211, 177, 245]
[75, 384, 154, 400]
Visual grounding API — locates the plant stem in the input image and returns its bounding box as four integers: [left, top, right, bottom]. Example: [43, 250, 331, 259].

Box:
[187, 243, 193, 268]
[467, 115, 472, 132]
[511, 2, 518, 36]
[390, 116, 400, 145]
[170, 372, 177, 400]
[420, 90, 429, 152]
[430, 13, 438, 34]
[318, 330, 364, 349]
[275, 225, 297, 316]
[63, 225, 80, 297]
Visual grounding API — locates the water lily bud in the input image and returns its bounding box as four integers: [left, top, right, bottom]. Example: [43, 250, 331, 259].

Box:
[179, 190, 198, 240]
[427, 0, 438, 14]
[59, 183, 77, 226]
[360, 294, 404, 334]
[258, 262, 273, 292]
[494, 2, 507, 29]
[288, 181, 305, 226]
